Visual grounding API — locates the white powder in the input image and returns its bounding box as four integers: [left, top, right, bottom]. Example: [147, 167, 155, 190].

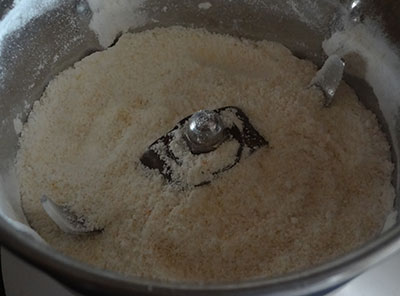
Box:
[0, 0, 60, 53]
[17, 27, 395, 282]
[13, 100, 32, 135]
[323, 18, 400, 227]
[323, 21, 400, 126]
[198, 2, 212, 10]
[13, 116, 23, 135]
[168, 129, 241, 187]
[0, 0, 61, 87]
[87, 0, 147, 48]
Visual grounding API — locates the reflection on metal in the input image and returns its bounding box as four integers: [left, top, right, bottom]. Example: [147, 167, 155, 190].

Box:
[185, 110, 227, 154]
[41, 195, 100, 235]
[310, 55, 345, 107]
[349, 0, 364, 23]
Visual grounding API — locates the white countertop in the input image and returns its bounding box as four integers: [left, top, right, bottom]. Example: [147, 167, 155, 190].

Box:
[332, 251, 400, 296]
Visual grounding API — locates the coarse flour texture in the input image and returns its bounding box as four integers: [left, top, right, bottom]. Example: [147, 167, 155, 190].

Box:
[16, 27, 395, 282]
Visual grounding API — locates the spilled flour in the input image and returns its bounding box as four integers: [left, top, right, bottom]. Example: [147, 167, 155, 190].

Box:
[16, 27, 395, 282]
